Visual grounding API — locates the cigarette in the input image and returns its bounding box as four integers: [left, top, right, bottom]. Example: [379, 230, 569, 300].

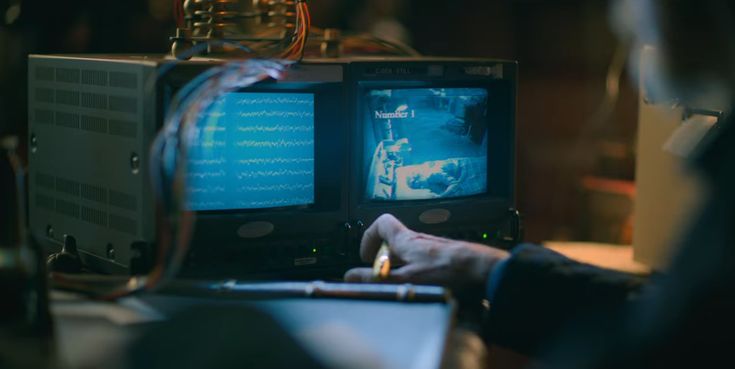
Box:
[372, 241, 391, 281]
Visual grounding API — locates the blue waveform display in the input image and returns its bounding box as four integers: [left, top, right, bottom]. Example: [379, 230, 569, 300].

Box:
[186, 92, 315, 211]
[363, 88, 489, 201]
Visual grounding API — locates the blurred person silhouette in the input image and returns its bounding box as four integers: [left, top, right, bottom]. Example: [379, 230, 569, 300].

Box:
[346, 0, 735, 367]
[352, 0, 412, 46]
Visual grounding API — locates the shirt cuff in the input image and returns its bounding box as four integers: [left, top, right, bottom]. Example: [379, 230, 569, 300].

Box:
[486, 256, 511, 303]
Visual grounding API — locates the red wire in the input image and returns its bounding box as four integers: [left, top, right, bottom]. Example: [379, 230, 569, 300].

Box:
[173, 0, 185, 28]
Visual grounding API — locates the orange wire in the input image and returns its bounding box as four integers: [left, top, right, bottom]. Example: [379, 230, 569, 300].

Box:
[280, 1, 308, 60]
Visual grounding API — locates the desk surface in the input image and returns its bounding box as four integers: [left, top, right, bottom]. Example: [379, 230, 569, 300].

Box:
[49, 243, 644, 369]
[52, 290, 458, 369]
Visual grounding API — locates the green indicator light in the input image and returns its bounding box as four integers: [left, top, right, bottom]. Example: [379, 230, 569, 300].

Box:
[312, 248, 317, 254]
[482, 233, 489, 240]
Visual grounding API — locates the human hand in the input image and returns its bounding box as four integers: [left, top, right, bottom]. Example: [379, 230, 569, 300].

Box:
[344, 214, 510, 295]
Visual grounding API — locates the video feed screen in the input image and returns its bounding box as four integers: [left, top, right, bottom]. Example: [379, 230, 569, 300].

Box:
[363, 88, 488, 201]
[186, 92, 315, 211]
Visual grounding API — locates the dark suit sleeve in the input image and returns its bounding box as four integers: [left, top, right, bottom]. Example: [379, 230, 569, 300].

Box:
[483, 243, 647, 356]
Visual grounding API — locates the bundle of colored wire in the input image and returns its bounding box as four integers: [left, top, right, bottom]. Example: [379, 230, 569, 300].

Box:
[170, 0, 310, 60]
[279, 0, 311, 60]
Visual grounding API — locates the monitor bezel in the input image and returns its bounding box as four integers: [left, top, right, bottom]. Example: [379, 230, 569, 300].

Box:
[159, 72, 350, 241]
[348, 67, 516, 229]
[359, 84, 496, 204]
[353, 81, 514, 202]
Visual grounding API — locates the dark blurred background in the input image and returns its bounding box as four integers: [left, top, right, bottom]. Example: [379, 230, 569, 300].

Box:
[0, 0, 638, 244]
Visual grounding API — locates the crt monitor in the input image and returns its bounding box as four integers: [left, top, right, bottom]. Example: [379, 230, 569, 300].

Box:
[159, 62, 351, 277]
[349, 59, 517, 244]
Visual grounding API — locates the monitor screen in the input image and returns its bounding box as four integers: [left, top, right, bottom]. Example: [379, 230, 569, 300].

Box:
[186, 92, 315, 211]
[363, 87, 488, 201]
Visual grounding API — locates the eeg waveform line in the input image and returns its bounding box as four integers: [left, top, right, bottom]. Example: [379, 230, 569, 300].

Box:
[235, 97, 314, 105]
[186, 92, 316, 211]
[188, 186, 226, 194]
[189, 158, 227, 166]
[237, 198, 314, 208]
[235, 139, 314, 148]
[236, 125, 313, 133]
[187, 170, 226, 179]
[238, 183, 314, 192]
[236, 158, 314, 166]
[238, 111, 314, 119]
[235, 169, 314, 180]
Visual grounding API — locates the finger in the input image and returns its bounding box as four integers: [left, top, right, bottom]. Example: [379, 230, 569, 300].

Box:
[343, 267, 373, 282]
[387, 264, 430, 284]
[359, 213, 410, 262]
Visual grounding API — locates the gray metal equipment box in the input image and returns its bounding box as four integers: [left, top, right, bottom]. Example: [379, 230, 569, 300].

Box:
[28, 55, 161, 274]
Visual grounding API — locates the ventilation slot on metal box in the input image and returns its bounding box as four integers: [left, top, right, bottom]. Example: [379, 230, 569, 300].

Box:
[80, 93, 107, 110]
[56, 90, 80, 106]
[80, 115, 107, 133]
[56, 177, 81, 197]
[81, 206, 108, 227]
[81, 70, 108, 86]
[56, 199, 80, 219]
[81, 183, 107, 204]
[55, 112, 80, 129]
[55, 68, 80, 84]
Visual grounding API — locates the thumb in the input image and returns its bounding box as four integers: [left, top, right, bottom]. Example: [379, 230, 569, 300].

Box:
[343, 268, 374, 282]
